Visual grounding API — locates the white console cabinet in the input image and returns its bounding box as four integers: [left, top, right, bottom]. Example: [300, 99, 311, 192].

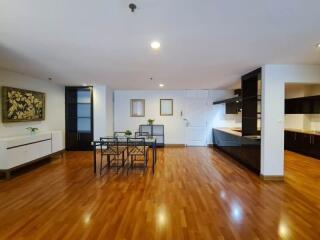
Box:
[0, 131, 64, 179]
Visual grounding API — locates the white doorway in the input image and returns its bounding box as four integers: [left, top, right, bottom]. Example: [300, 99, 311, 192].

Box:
[183, 91, 209, 146]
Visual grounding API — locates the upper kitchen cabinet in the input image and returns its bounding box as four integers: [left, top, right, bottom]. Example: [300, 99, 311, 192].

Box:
[225, 101, 241, 114]
[285, 95, 320, 114]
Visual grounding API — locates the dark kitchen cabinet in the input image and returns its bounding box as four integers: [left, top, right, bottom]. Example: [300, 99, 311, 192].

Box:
[285, 131, 320, 159]
[213, 129, 261, 174]
[65, 86, 93, 151]
[312, 96, 320, 113]
[226, 102, 240, 114]
[309, 135, 320, 159]
[285, 96, 320, 114]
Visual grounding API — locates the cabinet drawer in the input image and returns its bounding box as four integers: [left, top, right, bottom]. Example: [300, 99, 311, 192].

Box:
[26, 140, 52, 162]
[7, 146, 28, 169]
[7, 140, 52, 169]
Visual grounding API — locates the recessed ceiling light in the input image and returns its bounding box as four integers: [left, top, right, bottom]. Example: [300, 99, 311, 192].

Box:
[159, 83, 164, 88]
[151, 41, 161, 49]
[82, 84, 88, 86]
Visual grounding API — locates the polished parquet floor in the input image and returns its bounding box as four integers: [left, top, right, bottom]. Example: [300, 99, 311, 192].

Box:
[0, 147, 320, 240]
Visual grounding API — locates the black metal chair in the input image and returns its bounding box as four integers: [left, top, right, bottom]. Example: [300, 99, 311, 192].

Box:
[100, 137, 127, 175]
[114, 132, 127, 138]
[127, 138, 149, 173]
[135, 131, 150, 138]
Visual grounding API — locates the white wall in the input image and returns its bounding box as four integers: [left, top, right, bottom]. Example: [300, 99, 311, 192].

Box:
[261, 64, 320, 177]
[93, 85, 114, 140]
[0, 69, 65, 142]
[114, 90, 241, 145]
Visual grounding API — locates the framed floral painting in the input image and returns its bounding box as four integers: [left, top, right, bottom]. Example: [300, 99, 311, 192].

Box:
[1, 87, 45, 122]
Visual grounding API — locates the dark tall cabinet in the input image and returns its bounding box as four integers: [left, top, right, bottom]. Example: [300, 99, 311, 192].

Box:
[241, 68, 261, 136]
[65, 86, 93, 151]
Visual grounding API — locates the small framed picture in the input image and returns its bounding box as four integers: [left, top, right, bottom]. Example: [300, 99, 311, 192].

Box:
[130, 99, 145, 117]
[160, 99, 173, 116]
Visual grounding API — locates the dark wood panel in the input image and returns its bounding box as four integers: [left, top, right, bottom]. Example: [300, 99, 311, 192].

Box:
[65, 87, 93, 151]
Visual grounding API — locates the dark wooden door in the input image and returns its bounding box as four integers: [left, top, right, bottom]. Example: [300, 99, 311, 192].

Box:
[65, 88, 78, 150]
[65, 87, 93, 151]
[78, 133, 93, 150]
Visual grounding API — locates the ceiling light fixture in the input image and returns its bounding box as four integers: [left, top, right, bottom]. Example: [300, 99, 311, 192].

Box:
[129, 3, 137, 12]
[159, 83, 164, 88]
[317, 43, 320, 48]
[151, 41, 161, 49]
[82, 84, 88, 87]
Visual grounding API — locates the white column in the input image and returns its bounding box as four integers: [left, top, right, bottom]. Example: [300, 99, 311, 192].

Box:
[93, 85, 107, 140]
[93, 85, 114, 140]
[261, 65, 285, 177]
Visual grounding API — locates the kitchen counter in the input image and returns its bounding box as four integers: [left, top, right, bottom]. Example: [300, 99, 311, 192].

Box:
[214, 128, 242, 137]
[215, 128, 261, 140]
[212, 128, 261, 174]
[285, 128, 320, 136]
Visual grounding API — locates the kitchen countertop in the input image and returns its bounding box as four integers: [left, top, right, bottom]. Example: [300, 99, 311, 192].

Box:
[214, 128, 242, 137]
[213, 128, 261, 140]
[215, 128, 320, 137]
[285, 128, 320, 136]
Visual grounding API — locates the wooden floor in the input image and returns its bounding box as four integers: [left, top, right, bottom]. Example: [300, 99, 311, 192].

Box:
[0, 148, 320, 240]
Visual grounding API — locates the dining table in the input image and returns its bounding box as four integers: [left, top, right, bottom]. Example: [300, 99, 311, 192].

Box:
[91, 136, 157, 174]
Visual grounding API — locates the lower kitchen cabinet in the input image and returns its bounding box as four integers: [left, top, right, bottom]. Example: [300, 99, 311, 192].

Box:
[285, 131, 320, 159]
[309, 135, 320, 158]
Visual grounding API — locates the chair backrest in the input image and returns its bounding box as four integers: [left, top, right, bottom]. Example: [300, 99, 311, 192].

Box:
[114, 132, 126, 138]
[100, 137, 119, 154]
[135, 131, 150, 138]
[127, 137, 146, 155]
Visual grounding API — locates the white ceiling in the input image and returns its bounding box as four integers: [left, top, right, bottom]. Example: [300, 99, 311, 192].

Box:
[0, 0, 319, 90]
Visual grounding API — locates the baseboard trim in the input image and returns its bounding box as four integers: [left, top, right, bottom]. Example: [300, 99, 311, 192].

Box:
[164, 144, 186, 148]
[260, 175, 284, 181]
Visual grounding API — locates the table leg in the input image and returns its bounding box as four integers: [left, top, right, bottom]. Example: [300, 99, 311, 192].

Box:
[155, 140, 157, 163]
[93, 144, 97, 174]
[152, 140, 156, 174]
[5, 171, 11, 180]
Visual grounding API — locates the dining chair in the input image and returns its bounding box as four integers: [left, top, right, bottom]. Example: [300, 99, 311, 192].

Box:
[127, 138, 149, 173]
[100, 137, 127, 175]
[135, 131, 150, 138]
[114, 132, 127, 138]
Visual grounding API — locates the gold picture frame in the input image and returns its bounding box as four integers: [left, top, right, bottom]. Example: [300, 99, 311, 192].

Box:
[160, 99, 173, 116]
[1, 86, 46, 122]
[130, 99, 145, 117]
